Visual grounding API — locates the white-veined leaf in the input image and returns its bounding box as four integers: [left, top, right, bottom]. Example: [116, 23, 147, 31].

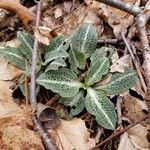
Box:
[45, 35, 65, 53]
[69, 48, 86, 70]
[85, 88, 116, 130]
[71, 23, 97, 57]
[44, 46, 68, 65]
[91, 47, 115, 64]
[59, 90, 85, 115]
[95, 68, 137, 95]
[37, 68, 83, 98]
[17, 31, 34, 60]
[70, 98, 85, 116]
[0, 47, 25, 70]
[45, 58, 66, 72]
[85, 57, 110, 86]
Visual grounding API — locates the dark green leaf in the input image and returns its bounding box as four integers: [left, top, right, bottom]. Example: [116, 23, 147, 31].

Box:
[85, 57, 110, 86]
[71, 23, 97, 57]
[17, 31, 34, 60]
[0, 47, 25, 70]
[85, 88, 116, 130]
[95, 68, 137, 95]
[37, 68, 83, 98]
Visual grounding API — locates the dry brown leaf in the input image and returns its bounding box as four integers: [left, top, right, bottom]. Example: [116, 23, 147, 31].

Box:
[132, 78, 146, 100]
[0, 57, 22, 80]
[122, 94, 148, 123]
[54, 7, 63, 19]
[49, 118, 95, 150]
[118, 124, 149, 150]
[35, 29, 50, 45]
[0, 49, 43, 150]
[0, 80, 24, 119]
[110, 53, 132, 73]
[43, 1, 103, 37]
[1, 126, 44, 150]
[106, 0, 141, 37]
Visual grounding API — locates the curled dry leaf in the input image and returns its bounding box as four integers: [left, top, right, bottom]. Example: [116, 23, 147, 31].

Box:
[35, 29, 50, 45]
[110, 53, 132, 73]
[49, 118, 95, 150]
[118, 124, 149, 150]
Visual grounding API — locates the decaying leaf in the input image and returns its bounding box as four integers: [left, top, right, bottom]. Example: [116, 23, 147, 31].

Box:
[0, 56, 22, 80]
[122, 94, 148, 122]
[1, 126, 44, 150]
[49, 118, 95, 150]
[118, 124, 149, 150]
[0, 54, 43, 149]
[106, 0, 141, 37]
[110, 53, 132, 73]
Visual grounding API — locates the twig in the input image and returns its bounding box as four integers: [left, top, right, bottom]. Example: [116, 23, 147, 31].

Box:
[30, 0, 57, 149]
[0, 0, 35, 25]
[99, 0, 142, 16]
[90, 115, 148, 150]
[136, 12, 150, 101]
[116, 96, 123, 126]
[97, 38, 123, 45]
[32, 115, 57, 150]
[121, 33, 147, 92]
[46, 94, 60, 106]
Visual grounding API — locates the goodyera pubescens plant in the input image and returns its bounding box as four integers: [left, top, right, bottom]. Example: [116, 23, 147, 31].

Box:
[0, 23, 137, 130]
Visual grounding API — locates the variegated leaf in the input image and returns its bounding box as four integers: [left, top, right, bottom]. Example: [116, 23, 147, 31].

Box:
[85, 57, 110, 86]
[17, 31, 34, 60]
[37, 68, 83, 98]
[71, 23, 97, 57]
[59, 90, 85, 115]
[45, 35, 65, 53]
[91, 47, 115, 64]
[69, 48, 86, 70]
[0, 47, 25, 70]
[45, 58, 66, 72]
[95, 68, 137, 95]
[44, 46, 68, 65]
[70, 98, 85, 116]
[85, 88, 116, 130]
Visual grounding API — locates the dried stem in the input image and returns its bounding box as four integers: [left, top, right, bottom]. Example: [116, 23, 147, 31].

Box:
[121, 33, 147, 92]
[90, 115, 148, 150]
[0, 0, 35, 25]
[99, 0, 142, 16]
[30, 0, 57, 149]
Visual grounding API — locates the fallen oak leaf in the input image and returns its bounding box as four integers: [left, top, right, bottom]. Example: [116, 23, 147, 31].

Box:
[49, 118, 95, 150]
[118, 124, 149, 150]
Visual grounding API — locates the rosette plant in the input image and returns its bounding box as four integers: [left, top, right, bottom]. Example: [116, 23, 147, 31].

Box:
[0, 23, 137, 130]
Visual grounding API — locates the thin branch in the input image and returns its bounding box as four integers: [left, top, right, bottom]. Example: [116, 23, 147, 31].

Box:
[30, 0, 57, 149]
[97, 38, 123, 45]
[116, 96, 123, 126]
[121, 33, 147, 93]
[32, 115, 57, 150]
[30, 0, 41, 113]
[90, 115, 148, 150]
[99, 0, 142, 16]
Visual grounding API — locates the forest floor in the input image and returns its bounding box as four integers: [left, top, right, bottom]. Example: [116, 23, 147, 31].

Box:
[0, 0, 149, 150]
